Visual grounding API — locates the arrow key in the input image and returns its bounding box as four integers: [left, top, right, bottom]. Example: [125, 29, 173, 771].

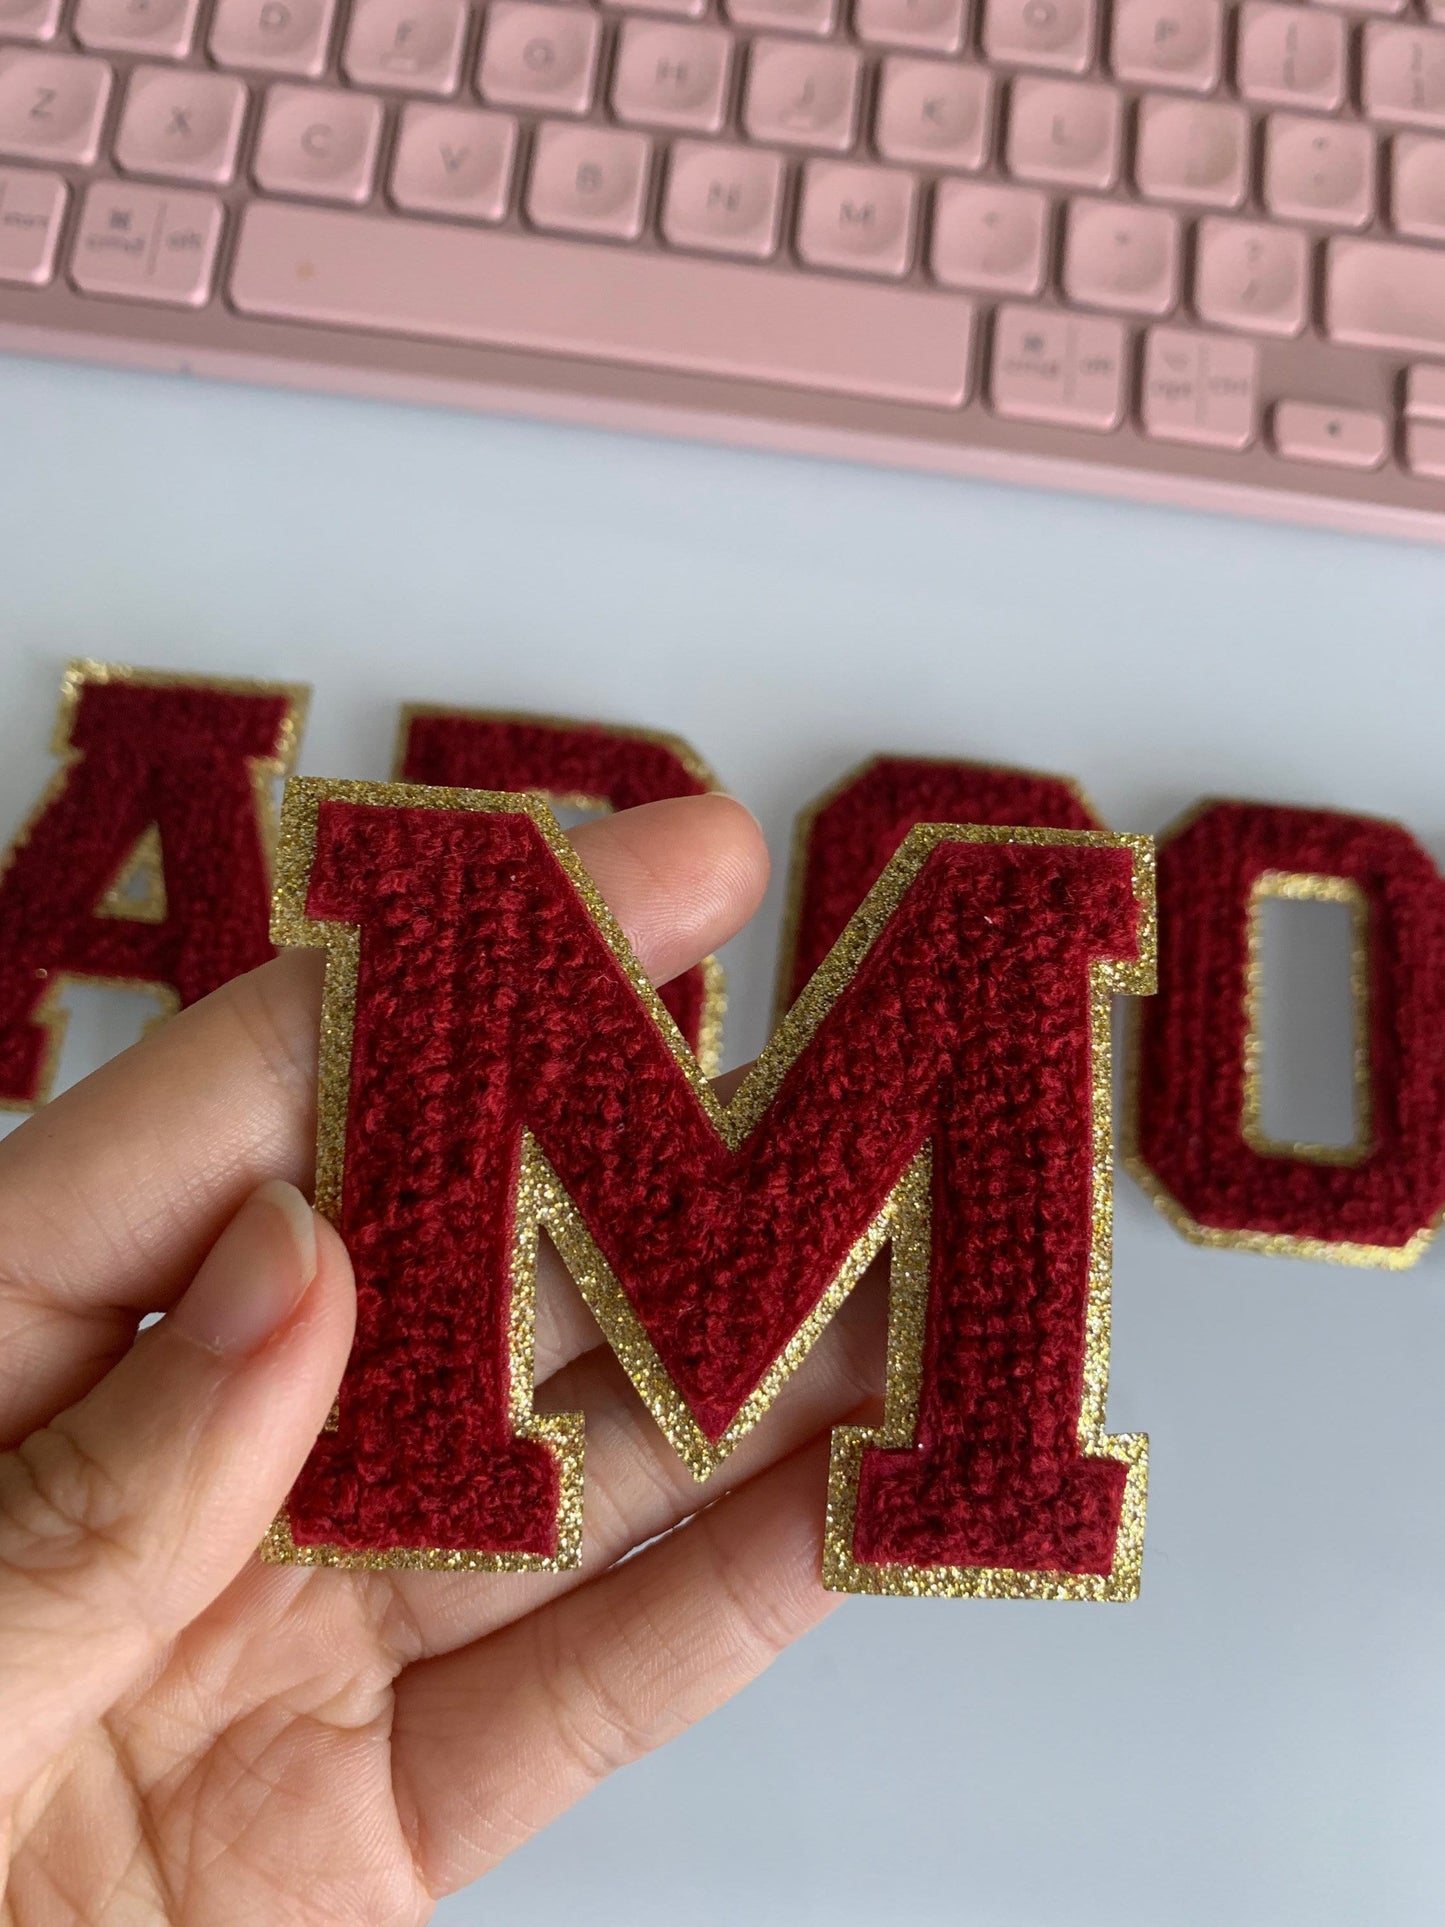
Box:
[1272, 400, 1388, 470]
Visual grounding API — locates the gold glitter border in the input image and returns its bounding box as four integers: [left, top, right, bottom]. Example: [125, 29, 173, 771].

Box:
[393, 705, 726, 1077]
[1242, 871, 1372, 1168]
[1121, 802, 1438, 1272]
[0, 660, 309, 1115]
[772, 755, 1106, 1029]
[264, 779, 1154, 1592]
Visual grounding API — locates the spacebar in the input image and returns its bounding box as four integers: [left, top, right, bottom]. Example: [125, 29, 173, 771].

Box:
[229, 204, 974, 409]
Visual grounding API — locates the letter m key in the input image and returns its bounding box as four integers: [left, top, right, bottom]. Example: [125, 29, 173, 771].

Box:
[265, 782, 1154, 1600]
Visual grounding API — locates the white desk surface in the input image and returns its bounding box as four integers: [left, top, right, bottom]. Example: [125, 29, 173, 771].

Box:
[1, 352, 1442, 1927]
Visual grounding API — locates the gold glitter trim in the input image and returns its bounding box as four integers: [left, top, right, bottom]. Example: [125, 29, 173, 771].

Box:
[264, 780, 1153, 1591]
[393, 705, 726, 1076]
[0, 661, 309, 1115]
[1121, 803, 1438, 1272]
[1242, 871, 1371, 1167]
[772, 754, 1105, 1028]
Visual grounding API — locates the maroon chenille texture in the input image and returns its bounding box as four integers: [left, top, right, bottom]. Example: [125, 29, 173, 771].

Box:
[0, 678, 290, 1106]
[784, 759, 1098, 1005]
[1135, 802, 1445, 1253]
[399, 712, 713, 1055]
[287, 801, 1139, 1576]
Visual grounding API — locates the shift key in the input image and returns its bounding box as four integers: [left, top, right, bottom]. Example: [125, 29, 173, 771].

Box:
[1326, 237, 1445, 357]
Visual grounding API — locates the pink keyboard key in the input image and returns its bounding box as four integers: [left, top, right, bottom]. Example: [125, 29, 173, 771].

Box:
[661, 138, 784, 258]
[931, 179, 1048, 292]
[1134, 95, 1249, 207]
[390, 103, 517, 221]
[1272, 400, 1388, 470]
[1236, 1, 1347, 110]
[1064, 196, 1181, 313]
[478, 2, 600, 115]
[1326, 235, 1445, 356]
[726, 0, 837, 34]
[612, 20, 731, 133]
[0, 0, 63, 42]
[342, 0, 469, 96]
[115, 67, 248, 185]
[1362, 23, 1445, 131]
[854, 0, 968, 54]
[1407, 364, 1445, 420]
[230, 200, 976, 405]
[983, 0, 1096, 74]
[527, 121, 651, 240]
[1193, 215, 1310, 336]
[1110, 0, 1223, 92]
[874, 56, 992, 169]
[74, 0, 199, 58]
[253, 84, 383, 203]
[990, 304, 1127, 430]
[1405, 421, 1445, 478]
[1392, 135, 1445, 240]
[1264, 114, 1375, 228]
[796, 159, 917, 277]
[209, 0, 337, 77]
[70, 178, 223, 305]
[1141, 324, 1258, 448]
[744, 36, 860, 151]
[1007, 76, 1122, 187]
[0, 162, 64, 282]
[0, 50, 111, 165]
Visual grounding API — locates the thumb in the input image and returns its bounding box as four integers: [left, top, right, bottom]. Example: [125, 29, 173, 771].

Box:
[0, 1181, 354, 1807]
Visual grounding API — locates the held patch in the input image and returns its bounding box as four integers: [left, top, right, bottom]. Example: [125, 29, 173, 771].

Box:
[263, 780, 1155, 1600]
[1127, 800, 1445, 1268]
[396, 707, 726, 1072]
[0, 661, 307, 1110]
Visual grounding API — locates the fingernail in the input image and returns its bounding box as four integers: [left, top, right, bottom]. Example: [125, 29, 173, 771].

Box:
[170, 1180, 319, 1357]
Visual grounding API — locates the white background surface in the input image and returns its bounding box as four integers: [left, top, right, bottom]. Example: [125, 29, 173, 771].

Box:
[1, 353, 1443, 1926]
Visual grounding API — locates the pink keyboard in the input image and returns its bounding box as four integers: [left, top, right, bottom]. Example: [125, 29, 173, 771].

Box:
[1, 0, 1443, 539]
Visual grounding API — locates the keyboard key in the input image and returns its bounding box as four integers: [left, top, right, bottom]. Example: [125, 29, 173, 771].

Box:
[1272, 400, 1388, 470]
[1063, 196, 1181, 314]
[1134, 95, 1249, 207]
[726, 0, 836, 33]
[612, 20, 731, 133]
[0, 50, 110, 164]
[855, 0, 968, 54]
[983, 0, 1095, 74]
[115, 67, 247, 183]
[1392, 134, 1445, 240]
[1407, 364, 1445, 421]
[991, 305, 1126, 430]
[1110, 0, 1222, 91]
[231, 200, 976, 405]
[70, 179, 222, 304]
[744, 37, 860, 152]
[1362, 24, 1445, 132]
[390, 102, 517, 219]
[74, 0, 200, 56]
[662, 138, 784, 258]
[1264, 114, 1375, 228]
[343, 0, 467, 95]
[874, 56, 992, 170]
[1007, 76, 1122, 187]
[0, 0, 63, 44]
[254, 84, 383, 201]
[1404, 421, 1445, 478]
[478, 2, 600, 115]
[604, 0, 704, 15]
[1193, 215, 1309, 335]
[526, 120, 651, 240]
[1236, 2, 1346, 110]
[797, 160, 917, 276]
[1325, 235, 1445, 356]
[931, 178, 1047, 291]
[210, 0, 337, 76]
[1141, 325, 1257, 448]
[0, 162, 64, 282]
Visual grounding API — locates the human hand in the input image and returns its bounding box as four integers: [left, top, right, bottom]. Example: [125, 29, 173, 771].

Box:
[0, 796, 888, 1924]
